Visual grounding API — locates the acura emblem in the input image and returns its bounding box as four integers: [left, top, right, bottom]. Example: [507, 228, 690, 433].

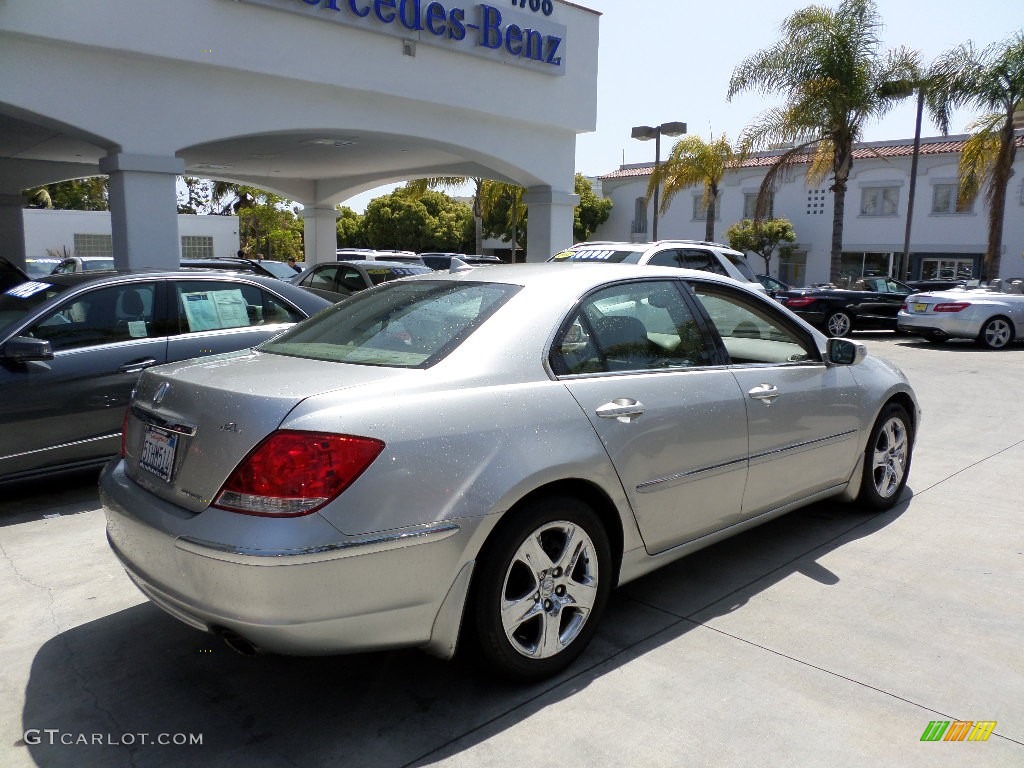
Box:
[152, 382, 170, 405]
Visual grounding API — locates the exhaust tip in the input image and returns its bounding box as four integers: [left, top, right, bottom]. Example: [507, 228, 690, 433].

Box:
[212, 626, 260, 656]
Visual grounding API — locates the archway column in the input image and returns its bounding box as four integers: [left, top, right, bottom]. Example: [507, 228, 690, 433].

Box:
[0, 195, 28, 269]
[300, 207, 340, 266]
[98, 153, 184, 270]
[523, 187, 579, 263]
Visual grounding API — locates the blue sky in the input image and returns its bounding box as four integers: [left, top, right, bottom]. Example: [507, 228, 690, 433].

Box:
[575, 0, 1018, 176]
[346, 0, 1018, 210]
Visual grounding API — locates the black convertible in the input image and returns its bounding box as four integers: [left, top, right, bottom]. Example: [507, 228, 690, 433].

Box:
[776, 276, 914, 337]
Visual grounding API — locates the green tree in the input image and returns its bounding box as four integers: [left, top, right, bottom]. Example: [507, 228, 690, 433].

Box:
[925, 31, 1024, 279]
[405, 177, 485, 253]
[362, 189, 473, 252]
[335, 206, 368, 248]
[648, 135, 737, 242]
[574, 173, 612, 242]
[725, 217, 797, 273]
[36, 177, 109, 210]
[727, 0, 918, 282]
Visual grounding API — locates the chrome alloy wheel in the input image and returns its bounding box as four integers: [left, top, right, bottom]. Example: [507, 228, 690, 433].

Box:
[871, 416, 909, 499]
[499, 520, 599, 660]
[826, 311, 853, 337]
[980, 317, 1012, 349]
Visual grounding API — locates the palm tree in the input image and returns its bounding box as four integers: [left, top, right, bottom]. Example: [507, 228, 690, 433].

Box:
[647, 134, 737, 242]
[925, 31, 1024, 279]
[727, 0, 918, 282]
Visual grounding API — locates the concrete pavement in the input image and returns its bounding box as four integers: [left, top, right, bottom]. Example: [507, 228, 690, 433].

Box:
[1, 335, 1021, 767]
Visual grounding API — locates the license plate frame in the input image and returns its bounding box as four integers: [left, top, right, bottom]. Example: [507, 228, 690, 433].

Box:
[139, 425, 178, 483]
[914, 302, 928, 312]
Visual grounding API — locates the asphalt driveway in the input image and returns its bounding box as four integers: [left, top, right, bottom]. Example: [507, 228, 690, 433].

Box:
[1, 335, 1021, 767]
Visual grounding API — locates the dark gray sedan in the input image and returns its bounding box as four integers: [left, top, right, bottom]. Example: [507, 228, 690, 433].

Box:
[0, 271, 330, 483]
[292, 259, 432, 302]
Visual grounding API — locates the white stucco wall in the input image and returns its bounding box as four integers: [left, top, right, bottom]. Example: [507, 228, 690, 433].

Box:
[22, 210, 240, 261]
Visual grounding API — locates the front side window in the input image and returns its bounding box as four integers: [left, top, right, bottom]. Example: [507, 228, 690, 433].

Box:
[173, 280, 302, 333]
[690, 283, 816, 365]
[860, 186, 900, 216]
[28, 282, 157, 351]
[550, 280, 713, 375]
[263, 281, 518, 368]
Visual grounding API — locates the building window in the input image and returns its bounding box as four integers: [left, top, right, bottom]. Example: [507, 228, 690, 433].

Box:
[632, 197, 648, 235]
[692, 195, 720, 221]
[931, 183, 973, 214]
[743, 192, 774, 219]
[73, 233, 113, 257]
[860, 186, 899, 216]
[806, 189, 827, 215]
[181, 235, 215, 259]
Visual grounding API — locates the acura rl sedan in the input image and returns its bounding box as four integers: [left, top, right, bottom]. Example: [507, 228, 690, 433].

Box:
[101, 264, 918, 680]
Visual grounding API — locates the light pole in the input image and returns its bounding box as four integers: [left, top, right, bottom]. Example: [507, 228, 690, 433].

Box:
[631, 121, 687, 240]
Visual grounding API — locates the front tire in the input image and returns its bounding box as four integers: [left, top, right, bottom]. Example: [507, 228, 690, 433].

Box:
[857, 403, 913, 511]
[976, 316, 1013, 349]
[825, 311, 853, 337]
[473, 496, 612, 681]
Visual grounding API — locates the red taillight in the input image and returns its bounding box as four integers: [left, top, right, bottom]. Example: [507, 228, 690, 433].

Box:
[213, 430, 385, 516]
[784, 296, 817, 308]
[934, 302, 970, 313]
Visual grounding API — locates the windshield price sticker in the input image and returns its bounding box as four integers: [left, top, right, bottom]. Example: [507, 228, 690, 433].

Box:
[5, 281, 52, 298]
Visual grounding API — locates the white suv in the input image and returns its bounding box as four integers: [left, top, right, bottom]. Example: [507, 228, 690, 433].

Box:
[550, 240, 764, 293]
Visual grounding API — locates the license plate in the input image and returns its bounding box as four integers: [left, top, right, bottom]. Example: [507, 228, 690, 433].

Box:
[139, 426, 177, 482]
[914, 303, 928, 312]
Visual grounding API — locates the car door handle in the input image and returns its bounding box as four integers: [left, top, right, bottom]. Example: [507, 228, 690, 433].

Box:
[119, 358, 158, 374]
[748, 383, 780, 404]
[596, 398, 645, 423]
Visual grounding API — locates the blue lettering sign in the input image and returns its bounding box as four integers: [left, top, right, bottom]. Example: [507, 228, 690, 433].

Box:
[374, 0, 396, 24]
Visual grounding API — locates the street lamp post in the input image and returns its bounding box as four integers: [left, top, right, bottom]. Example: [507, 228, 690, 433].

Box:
[631, 121, 687, 240]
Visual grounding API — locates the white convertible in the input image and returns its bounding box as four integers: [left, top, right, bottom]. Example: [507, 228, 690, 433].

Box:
[898, 278, 1024, 349]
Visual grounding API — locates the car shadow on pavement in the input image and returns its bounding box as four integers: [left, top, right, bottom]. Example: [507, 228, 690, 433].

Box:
[18, 492, 909, 768]
[0, 467, 102, 528]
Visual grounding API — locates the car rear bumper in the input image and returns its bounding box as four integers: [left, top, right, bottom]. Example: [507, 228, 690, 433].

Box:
[897, 313, 980, 340]
[100, 460, 482, 656]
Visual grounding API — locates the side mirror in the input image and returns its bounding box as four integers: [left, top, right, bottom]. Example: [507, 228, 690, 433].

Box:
[2, 335, 54, 362]
[826, 337, 866, 366]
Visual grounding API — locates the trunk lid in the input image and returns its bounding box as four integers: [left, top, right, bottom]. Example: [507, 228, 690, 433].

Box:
[123, 349, 408, 513]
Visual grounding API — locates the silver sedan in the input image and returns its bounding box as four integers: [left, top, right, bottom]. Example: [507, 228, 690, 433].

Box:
[898, 278, 1024, 349]
[101, 264, 918, 680]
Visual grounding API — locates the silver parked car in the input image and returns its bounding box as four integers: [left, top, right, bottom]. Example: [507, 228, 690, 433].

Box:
[102, 264, 918, 680]
[897, 278, 1024, 349]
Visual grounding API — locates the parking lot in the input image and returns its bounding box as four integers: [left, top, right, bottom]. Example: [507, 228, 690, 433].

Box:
[1, 335, 1022, 768]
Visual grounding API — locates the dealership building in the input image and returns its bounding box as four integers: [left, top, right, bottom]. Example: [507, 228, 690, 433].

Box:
[0, 0, 599, 269]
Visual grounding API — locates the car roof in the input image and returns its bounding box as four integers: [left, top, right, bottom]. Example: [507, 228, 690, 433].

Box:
[403, 261, 757, 297]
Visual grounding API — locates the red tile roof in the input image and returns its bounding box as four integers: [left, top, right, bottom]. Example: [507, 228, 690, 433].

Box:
[599, 133, 1024, 180]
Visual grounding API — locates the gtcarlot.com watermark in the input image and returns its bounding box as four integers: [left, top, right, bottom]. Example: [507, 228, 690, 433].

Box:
[23, 729, 203, 747]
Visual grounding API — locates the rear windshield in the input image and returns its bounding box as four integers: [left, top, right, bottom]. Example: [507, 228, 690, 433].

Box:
[551, 248, 643, 264]
[262, 280, 518, 368]
[0, 280, 69, 332]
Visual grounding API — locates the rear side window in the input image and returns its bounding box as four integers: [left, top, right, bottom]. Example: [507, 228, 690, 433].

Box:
[551, 280, 714, 375]
[172, 280, 303, 333]
[263, 280, 518, 368]
[647, 248, 728, 275]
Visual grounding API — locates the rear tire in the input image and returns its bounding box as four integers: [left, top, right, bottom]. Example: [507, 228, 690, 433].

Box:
[472, 496, 612, 681]
[976, 316, 1013, 350]
[857, 403, 913, 511]
[825, 311, 853, 337]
